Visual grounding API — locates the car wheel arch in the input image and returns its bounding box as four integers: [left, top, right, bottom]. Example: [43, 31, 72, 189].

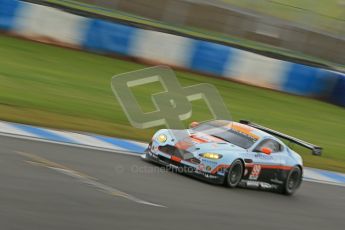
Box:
[225, 158, 245, 188]
[281, 165, 303, 195]
[296, 164, 303, 174]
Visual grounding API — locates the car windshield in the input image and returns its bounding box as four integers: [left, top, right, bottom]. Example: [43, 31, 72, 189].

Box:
[191, 120, 258, 149]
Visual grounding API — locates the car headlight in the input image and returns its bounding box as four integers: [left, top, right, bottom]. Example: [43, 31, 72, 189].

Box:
[157, 134, 167, 143]
[199, 153, 223, 160]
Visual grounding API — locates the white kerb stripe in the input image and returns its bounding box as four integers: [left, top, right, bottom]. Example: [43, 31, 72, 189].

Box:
[303, 168, 340, 183]
[47, 130, 128, 151]
[126, 140, 148, 149]
[0, 121, 39, 137]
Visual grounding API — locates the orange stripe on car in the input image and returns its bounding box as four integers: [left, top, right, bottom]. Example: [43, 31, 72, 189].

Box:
[230, 123, 259, 140]
[171, 155, 182, 162]
[211, 164, 230, 174]
[191, 134, 223, 143]
[246, 164, 293, 171]
[190, 136, 207, 143]
[261, 165, 293, 170]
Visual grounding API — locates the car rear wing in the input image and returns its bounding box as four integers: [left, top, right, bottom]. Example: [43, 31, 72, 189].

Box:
[239, 120, 322, 156]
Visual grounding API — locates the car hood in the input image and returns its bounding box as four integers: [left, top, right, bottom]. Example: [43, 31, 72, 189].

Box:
[169, 130, 245, 153]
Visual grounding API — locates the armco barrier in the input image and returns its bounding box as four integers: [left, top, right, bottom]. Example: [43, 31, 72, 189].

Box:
[0, 0, 19, 30]
[0, 0, 344, 107]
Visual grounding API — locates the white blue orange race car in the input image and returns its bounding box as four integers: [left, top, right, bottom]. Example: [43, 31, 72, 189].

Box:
[142, 120, 322, 195]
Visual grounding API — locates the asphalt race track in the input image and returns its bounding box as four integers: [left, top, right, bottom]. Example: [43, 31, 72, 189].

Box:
[1, 135, 344, 230]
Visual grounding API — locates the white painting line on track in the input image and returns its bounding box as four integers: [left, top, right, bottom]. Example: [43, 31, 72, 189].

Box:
[48, 130, 128, 151]
[16, 151, 166, 208]
[0, 122, 39, 137]
[303, 178, 345, 188]
[303, 168, 340, 183]
[0, 131, 140, 157]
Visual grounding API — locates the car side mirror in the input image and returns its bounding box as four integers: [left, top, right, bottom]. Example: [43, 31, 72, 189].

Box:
[189, 121, 199, 128]
[261, 147, 272, 155]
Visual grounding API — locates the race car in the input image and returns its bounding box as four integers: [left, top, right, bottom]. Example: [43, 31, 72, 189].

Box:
[142, 120, 322, 195]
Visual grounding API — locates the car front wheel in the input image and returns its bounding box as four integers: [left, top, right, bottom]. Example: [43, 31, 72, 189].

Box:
[226, 159, 244, 188]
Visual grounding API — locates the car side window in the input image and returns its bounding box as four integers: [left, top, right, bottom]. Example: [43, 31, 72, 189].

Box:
[254, 139, 282, 153]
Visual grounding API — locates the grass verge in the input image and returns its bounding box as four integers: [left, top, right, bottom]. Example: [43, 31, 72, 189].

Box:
[0, 35, 344, 172]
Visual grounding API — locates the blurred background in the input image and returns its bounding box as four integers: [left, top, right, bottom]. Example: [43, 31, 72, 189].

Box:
[0, 0, 345, 171]
[42, 0, 345, 67]
[103, 0, 342, 64]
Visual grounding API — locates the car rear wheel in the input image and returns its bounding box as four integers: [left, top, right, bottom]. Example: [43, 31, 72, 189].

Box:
[226, 160, 243, 188]
[281, 166, 302, 195]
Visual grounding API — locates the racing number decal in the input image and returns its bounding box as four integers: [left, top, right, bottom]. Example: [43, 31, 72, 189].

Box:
[249, 165, 261, 180]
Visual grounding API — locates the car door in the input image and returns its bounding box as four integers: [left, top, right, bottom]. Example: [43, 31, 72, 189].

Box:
[245, 138, 284, 182]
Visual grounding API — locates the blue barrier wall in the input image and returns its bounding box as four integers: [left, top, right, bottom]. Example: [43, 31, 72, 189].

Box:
[0, 0, 20, 30]
[329, 74, 345, 106]
[83, 19, 137, 56]
[282, 64, 338, 97]
[0, 0, 344, 107]
[189, 41, 234, 76]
